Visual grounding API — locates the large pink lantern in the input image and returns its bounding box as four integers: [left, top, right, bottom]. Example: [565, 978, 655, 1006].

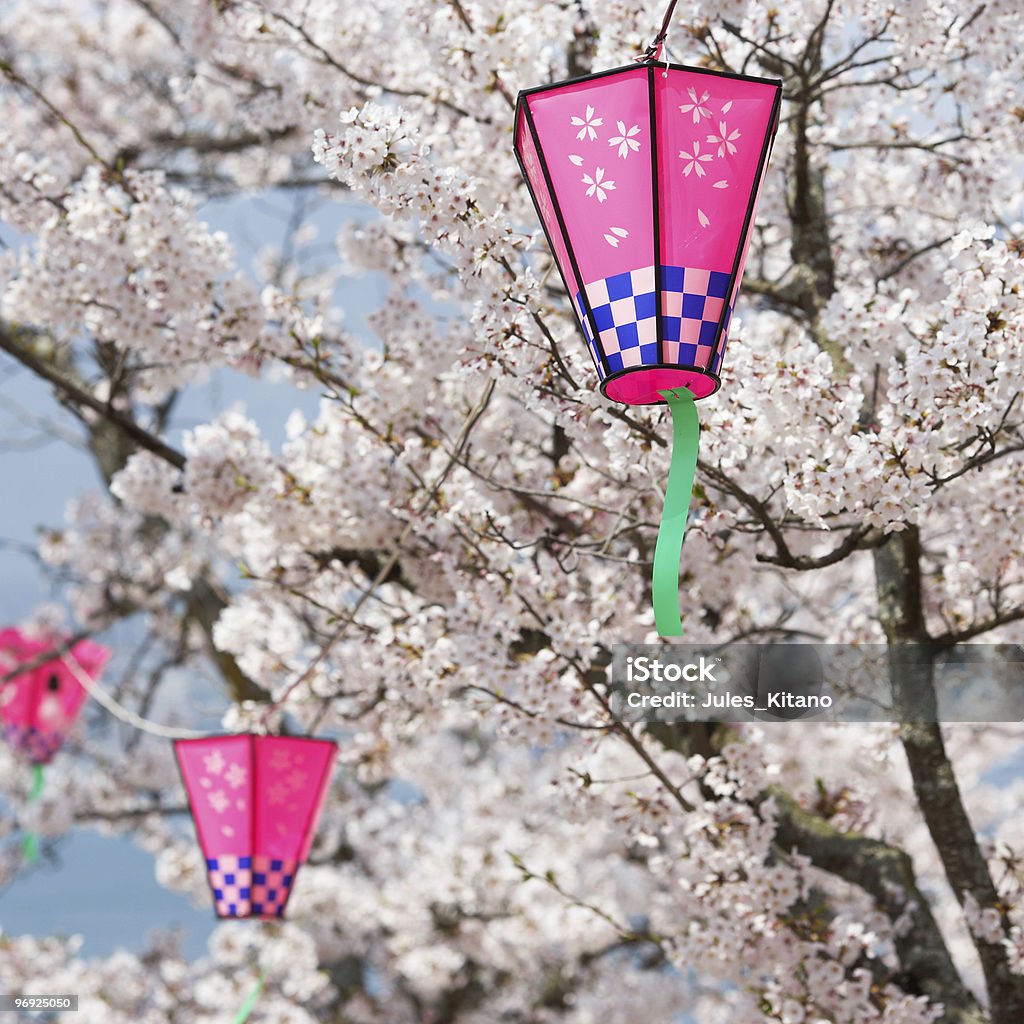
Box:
[514, 60, 780, 405]
[513, 27, 782, 635]
[0, 629, 109, 765]
[175, 734, 337, 919]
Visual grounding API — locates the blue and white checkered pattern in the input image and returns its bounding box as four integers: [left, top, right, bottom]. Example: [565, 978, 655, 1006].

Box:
[250, 854, 296, 917]
[575, 266, 658, 377]
[660, 266, 733, 374]
[575, 265, 734, 377]
[2, 722, 65, 765]
[207, 853, 253, 917]
[206, 853, 296, 918]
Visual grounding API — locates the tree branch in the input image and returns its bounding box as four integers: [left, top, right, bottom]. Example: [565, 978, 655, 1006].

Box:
[771, 789, 987, 1023]
[0, 326, 185, 470]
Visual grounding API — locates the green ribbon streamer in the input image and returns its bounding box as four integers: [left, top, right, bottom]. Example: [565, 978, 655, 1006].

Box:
[652, 388, 700, 637]
[22, 763, 45, 864]
[233, 971, 265, 1024]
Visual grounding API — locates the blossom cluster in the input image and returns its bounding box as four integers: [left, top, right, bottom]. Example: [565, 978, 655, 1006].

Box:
[0, 0, 1022, 1020]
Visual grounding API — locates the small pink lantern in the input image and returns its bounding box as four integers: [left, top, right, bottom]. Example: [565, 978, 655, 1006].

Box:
[514, 58, 781, 405]
[175, 734, 337, 919]
[0, 628, 109, 765]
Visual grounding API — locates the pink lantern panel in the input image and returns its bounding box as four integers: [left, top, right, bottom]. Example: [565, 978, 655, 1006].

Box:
[0, 629, 109, 765]
[514, 61, 781, 405]
[174, 734, 337, 919]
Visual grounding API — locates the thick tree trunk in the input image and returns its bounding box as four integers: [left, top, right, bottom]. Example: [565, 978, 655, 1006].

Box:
[875, 528, 1024, 1024]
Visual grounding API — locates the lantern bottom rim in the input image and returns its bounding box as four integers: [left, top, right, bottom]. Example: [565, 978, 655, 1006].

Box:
[600, 365, 721, 406]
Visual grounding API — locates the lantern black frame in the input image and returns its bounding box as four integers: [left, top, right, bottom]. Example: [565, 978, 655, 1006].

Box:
[514, 59, 783, 405]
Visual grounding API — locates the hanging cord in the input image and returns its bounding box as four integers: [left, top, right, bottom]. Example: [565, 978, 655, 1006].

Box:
[21, 762, 45, 863]
[60, 652, 208, 739]
[651, 388, 701, 636]
[636, 0, 680, 62]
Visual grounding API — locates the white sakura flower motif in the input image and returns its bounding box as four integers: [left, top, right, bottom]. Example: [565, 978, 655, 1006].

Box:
[269, 749, 292, 771]
[608, 121, 641, 158]
[582, 167, 616, 202]
[207, 789, 229, 814]
[712, 179, 729, 189]
[570, 104, 603, 141]
[225, 762, 247, 789]
[603, 226, 629, 248]
[697, 208, 710, 227]
[679, 87, 711, 124]
[268, 782, 289, 806]
[707, 121, 741, 156]
[679, 142, 712, 178]
[568, 154, 584, 166]
[203, 750, 225, 775]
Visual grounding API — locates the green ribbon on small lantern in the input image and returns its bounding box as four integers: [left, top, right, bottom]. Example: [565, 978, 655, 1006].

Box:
[652, 388, 700, 636]
[22, 763, 46, 864]
[233, 971, 266, 1024]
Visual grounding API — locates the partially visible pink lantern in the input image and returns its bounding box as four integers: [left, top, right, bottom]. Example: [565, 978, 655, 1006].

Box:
[514, 59, 781, 405]
[0, 629, 109, 765]
[175, 734, 337, 919]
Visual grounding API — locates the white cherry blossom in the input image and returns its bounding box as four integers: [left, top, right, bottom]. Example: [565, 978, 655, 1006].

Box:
[0, 1, 1022, 1021]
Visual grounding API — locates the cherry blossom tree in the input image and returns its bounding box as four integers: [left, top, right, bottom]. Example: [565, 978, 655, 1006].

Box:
[1, 1, 1023, 1022]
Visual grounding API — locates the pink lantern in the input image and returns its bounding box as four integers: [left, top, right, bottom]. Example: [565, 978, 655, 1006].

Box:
[0, 628, 109, 765]
[514, 60, 781, 405]
[174, 734, 337, 919]
[514, 30, 783, 635]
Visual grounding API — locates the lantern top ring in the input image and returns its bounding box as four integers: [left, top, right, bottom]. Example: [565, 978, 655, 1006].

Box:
[635, 44, 663, 64]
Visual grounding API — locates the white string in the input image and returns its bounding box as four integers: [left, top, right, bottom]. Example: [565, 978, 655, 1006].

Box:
[61, 652, 209, 739]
